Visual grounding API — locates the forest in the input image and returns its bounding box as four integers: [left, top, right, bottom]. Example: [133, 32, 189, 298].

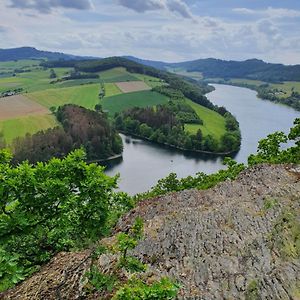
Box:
[115, 104, 240, 153]
[11, 104, 122, 164]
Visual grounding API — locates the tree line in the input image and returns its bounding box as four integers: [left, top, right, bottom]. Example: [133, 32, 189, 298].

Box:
[114, 104, 240, 153]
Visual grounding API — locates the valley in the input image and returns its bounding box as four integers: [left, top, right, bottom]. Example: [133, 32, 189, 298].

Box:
[0, 57, 237, 157]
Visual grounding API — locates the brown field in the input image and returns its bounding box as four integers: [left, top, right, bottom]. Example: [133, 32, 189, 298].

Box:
[0, 95, 49, 120]
[115, 81, 151, 93]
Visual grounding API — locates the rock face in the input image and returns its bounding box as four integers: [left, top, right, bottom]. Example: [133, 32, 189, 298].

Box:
[2, 164, 300, 300]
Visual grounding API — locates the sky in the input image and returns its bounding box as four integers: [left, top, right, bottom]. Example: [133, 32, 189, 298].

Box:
[0, 0, 300, 64]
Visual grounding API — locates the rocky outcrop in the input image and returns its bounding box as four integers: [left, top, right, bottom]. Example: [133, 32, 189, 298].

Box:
[2, 164, 300, 299]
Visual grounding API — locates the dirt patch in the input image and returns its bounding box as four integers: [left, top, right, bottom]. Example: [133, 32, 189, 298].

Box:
[0, 95, 49, 120]
[115, 81, 151, 93]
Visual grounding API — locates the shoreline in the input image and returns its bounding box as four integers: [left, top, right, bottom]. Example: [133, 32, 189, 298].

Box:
[119, 131, 239, 156]
[88, 153, 123, 163]
[208, 81, 300, 111]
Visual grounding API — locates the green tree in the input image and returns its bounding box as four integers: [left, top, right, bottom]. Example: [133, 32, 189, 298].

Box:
[0, 149, 132, 290]
[49, 69, 57, 79]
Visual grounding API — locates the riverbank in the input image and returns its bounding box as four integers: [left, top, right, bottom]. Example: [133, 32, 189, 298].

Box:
[88, 153, 122, 163]
[119, 130, 239, 156]
[104, 84, 299, 195]
[207, 80, 300, 111]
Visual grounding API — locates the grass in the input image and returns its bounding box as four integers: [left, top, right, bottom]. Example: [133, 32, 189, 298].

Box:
[184, 98, 226, 140]
[269, 81, 300, 98]
[104, 83, 122, 97]
[55, 79, 100, 88]
[0, 67, 73, 93]
[219, 78, 300, 98]
[0, 59, 41, 71]
[101, 90, 169, 116]
[132, 73, 166, 88]
[27, 84, 100, 110]
[99, 67, 139, 83]
[0, 114, 58, 144]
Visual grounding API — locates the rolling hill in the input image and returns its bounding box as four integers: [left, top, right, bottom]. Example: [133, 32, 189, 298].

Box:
[125, 56, 300, 82]
[0, 47, 95, 62]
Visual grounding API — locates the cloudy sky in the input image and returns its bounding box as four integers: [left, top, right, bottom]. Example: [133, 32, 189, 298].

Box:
[0, 0, 300, 64]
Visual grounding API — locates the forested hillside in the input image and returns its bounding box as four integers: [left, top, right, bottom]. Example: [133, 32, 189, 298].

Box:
[126, 56, 300, 83]
[0, 47, 91, 62]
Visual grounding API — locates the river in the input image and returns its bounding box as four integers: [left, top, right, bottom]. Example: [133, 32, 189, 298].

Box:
[104, 84, 299, 195]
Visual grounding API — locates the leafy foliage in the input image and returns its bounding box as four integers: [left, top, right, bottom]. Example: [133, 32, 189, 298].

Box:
[248, 118, 300, 165]
[135, 158, 245, 201]
[84, 265, 118, 293]
[112, 277, 180, 300]
[0, 149, 133, 290]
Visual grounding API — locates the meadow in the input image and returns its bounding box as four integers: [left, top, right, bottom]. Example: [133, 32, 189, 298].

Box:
[27, 84, 100, 109]
[98, 67, 138, 83]
[132, 73, 166, 88]
[184, 98, 226, 140]
[0, 114, 58, 144]
[101, 90, 169, 116]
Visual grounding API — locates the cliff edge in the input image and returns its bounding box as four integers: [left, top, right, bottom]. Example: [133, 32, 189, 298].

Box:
[2, 164, 300, 299]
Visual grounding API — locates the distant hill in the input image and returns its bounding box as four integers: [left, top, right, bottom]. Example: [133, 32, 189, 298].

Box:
[125, 56, 300, 82]
[2, 47, 300, 82]
[0, 47, 96, 62]
[123, 56, 168, 70]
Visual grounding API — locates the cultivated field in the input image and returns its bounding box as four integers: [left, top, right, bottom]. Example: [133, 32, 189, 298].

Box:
[101, 90, 169, 116]
[115, 81, 151, 93]
[99, 67, 138, 83]
[27, 84, 100, 110]
[184, 98, 226, 140]
[132, 73, 166, 88]
[0, 95, 49, 120]
[104, 83, 122, 97]
[0, 115, 58, 144]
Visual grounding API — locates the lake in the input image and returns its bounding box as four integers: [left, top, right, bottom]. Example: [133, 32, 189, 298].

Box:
[104, 84, 299, 195]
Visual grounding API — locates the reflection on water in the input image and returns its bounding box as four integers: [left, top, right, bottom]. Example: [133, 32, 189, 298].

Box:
[103, 84, 299, 195]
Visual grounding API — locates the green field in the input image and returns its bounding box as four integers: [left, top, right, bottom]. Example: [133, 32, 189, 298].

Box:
[0, 67, 73, 93]
[99, 67, 139, 83]
[101, 90, 169, 116]
[226, 79, 300, 99]
[269, 81, 300, 98]
[184, 99, 226, 140]
[54, 78, 100, 88]
[0, 59, 41, 71]
[104, 83, 122, 97]
[27, 84, 100, 109]
[132, 73, 166, 88]
[0, 114, 58, 144]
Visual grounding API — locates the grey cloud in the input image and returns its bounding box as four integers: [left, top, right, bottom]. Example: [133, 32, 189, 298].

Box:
[117, 0, 164, 13]
[8, 0, 93, 13]
[117, 0, 193, 19]
[166, 0, 193, 19]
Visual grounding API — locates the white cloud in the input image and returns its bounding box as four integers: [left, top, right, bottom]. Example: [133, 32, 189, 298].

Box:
[233, 7, 300, 19]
